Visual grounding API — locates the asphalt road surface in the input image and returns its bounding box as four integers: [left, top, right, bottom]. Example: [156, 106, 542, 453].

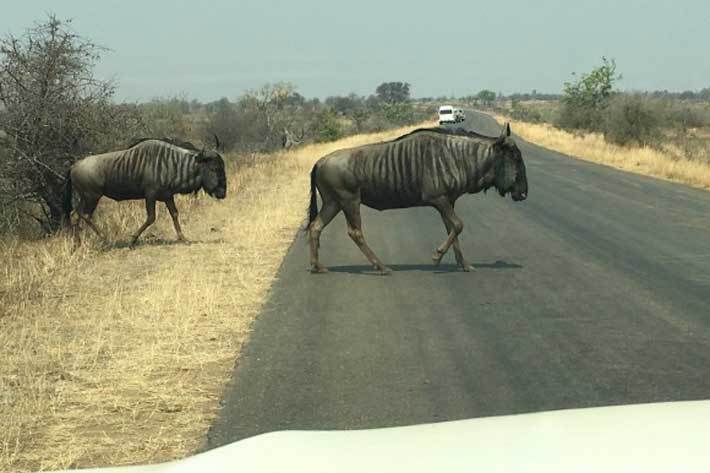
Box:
[206, 111, 710, 448]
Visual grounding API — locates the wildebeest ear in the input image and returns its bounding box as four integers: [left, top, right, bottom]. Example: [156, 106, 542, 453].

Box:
[500, 122, 511, 138]
[213, 134, 221, 151]
[196, 146, 208, 162]
[495, 122, 511, 146]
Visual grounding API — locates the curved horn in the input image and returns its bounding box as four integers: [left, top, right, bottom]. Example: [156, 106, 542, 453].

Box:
[213, 134, 221, 150]
[500, 122, 511, 137]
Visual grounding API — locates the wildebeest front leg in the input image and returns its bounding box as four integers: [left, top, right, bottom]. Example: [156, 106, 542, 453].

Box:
[438, 211, 474, 271]
[429, 197, 464, 267]
[130, 197, 157, 249]
[342, 201, 391, 275]
[165, 196, 187, 243]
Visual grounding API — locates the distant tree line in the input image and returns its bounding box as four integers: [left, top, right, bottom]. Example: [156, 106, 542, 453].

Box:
[646, 88, 710, 101]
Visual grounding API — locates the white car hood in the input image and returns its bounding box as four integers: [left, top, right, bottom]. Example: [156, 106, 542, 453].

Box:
[47, 400, 710, 473]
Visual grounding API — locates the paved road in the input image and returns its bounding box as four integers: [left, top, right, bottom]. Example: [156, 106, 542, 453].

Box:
[206, 112, 710, 447]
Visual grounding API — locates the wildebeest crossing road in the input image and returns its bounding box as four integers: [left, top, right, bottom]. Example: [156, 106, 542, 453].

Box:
[207, 112, 710, 447]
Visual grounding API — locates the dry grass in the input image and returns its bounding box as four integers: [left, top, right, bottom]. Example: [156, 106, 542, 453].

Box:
[0, 122, 433, 473]
[495, 114, 710, 190]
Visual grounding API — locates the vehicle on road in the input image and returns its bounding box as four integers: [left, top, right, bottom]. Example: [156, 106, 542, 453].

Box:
[454, 108, 465, 122]
[438, 105, 456, 125]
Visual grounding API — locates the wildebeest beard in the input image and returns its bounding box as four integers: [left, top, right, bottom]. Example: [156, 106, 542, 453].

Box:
[493, 155, 527, 201]
[204, 177, 227, 199]
[199, 157, 227, 199]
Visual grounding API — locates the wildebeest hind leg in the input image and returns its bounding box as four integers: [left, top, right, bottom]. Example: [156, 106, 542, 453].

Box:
[309, 200, 341, 273]
[76, 194, 106, 246]
[342, 201, 391, 275]
[130, 198, 157, 249]
[78, 214, 107, 242]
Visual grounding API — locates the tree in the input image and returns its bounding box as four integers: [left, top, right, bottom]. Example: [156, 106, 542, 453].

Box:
[375, 82, 411, 104]
[204, 98, 242, 150]
[324, 94, 362, 116]
[476, 89, 496, 107]
[312, 109, 343, 143]
[139, 95, 191, 138]
[241, 82, 299, 150]
[558, 57, 621, 131]
[0, 15, 138, 233]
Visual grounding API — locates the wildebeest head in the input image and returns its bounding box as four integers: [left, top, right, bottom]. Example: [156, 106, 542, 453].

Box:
[196, 136, 227, 199]
[493, 123, 528, 202]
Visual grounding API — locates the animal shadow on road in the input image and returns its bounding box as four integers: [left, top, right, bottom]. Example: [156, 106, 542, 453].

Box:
[327, 260, 523, 275]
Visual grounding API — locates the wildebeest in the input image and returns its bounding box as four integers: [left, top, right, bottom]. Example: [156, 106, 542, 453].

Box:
[306, 122, 528, 274]
[63, 136, 227, 248]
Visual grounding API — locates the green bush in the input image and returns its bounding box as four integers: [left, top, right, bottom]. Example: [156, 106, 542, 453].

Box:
[510, 100, 543, 123]
[557, 57, 620, 132]
[313, 109, 344, 143]
[380, 102, 415, 126]
[602, 94, 659, 147]
[665, 104, 704, 130]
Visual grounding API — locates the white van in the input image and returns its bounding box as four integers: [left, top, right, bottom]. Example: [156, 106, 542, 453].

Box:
[438, 105, 455, 125]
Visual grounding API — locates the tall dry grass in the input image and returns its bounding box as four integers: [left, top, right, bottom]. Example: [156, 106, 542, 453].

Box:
[495, 114, 710, 190]
[0, 122, 434, 473]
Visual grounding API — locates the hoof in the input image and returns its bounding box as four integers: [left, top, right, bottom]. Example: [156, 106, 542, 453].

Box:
[310, 265, 329, 274]
[461, 264, 476, 272]
[431, 252, 444, 266]
[377, 266, 393, 275]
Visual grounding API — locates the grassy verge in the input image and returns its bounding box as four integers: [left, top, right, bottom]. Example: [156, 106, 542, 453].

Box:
[494, 114, 710, 191]
[0, 122, 433, 472]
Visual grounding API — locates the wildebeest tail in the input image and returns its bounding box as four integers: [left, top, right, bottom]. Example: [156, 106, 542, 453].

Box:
[62, 170, 73, 228]
[306, 163, 318, 231]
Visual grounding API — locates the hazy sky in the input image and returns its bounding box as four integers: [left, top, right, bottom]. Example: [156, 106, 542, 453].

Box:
[2, 0, 709, 101]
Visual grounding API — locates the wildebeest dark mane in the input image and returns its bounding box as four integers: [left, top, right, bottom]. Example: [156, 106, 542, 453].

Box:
[125, 137, 200, 151]
[391, 127, 495, 142]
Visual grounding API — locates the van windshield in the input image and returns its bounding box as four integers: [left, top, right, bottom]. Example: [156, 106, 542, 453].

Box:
[440, 109, 452, 114]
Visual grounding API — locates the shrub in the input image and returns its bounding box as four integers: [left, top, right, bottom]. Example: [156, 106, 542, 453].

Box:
[557, 57, 620, 132]
[203, 98, 246, 151]
[602, 94, 659, 147]
[665, 104, 704, 130]
[312, 109, 344, 143]
[379, 102, 416, 126]
[139, 97, 192, 139]
[510, 100, 543, 123]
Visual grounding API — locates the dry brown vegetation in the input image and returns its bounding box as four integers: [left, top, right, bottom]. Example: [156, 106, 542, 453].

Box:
[495, 114, 710, 190]
[0, 122, 433, 473]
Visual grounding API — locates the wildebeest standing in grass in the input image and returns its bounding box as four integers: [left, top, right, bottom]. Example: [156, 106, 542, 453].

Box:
[306, 122, 528, 274]
[63, 137, 227, 248]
